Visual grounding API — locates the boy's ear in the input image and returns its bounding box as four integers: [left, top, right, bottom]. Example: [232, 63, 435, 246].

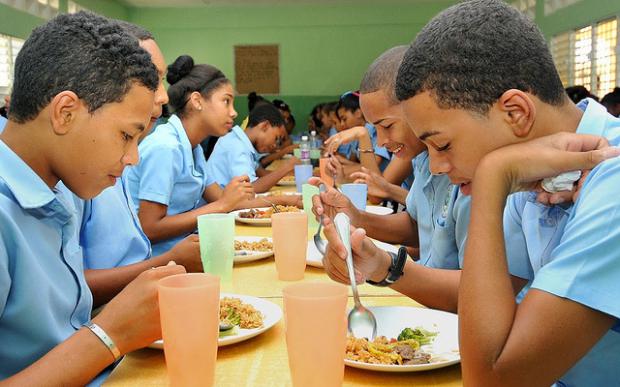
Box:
[49, 91, 82, 135]
[497, 89, 535, 138]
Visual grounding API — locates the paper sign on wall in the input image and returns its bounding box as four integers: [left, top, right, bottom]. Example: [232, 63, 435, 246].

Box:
[234, 45, 280, 94]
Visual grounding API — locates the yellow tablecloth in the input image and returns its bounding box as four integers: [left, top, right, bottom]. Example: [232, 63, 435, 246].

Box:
[104, 182, 463, 386]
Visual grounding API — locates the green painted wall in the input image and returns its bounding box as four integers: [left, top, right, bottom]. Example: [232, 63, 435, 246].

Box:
[128, 1, 458, 131]
[0, 4, 46, 38]
[75, 0, 129, 19]
[536, 0, 620, 39]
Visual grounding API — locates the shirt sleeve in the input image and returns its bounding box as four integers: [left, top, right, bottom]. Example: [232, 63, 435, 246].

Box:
[228, 150, 258, 183]
[0, 222, 11, 316]
[504, 192, 535, 280]
[531, 158, 620, 319]
[452, 190, 471, 268]
[136, 144, 183, 206]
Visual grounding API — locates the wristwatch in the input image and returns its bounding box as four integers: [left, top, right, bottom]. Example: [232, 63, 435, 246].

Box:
[366, 246, 409, 287]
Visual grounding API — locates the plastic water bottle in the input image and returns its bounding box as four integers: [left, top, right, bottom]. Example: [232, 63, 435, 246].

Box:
[309, 130, 320, 167]
[300, 135, 311, 165]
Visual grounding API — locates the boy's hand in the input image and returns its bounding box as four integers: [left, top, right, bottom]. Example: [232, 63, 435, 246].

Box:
[326, 155, 345, 183]
[351, 167, 392, 200]
[321, 216, 391, 284]
[167, 234, 202, 272]
[93, 263, 187, 355]
[308, 177, 359, 224]
[479, 132, 620, 194]
[221, 175, 254, 210]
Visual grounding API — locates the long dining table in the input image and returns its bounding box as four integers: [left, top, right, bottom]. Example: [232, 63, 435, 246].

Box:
[103, 180, 463, 386]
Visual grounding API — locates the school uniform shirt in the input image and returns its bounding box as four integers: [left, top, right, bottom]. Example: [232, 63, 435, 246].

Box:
[124, 114, 212, 256]
[504, 98, 620, 387]
[405, 151, 470, 269]
[205, 125, 261, 188]
[0, 139, 93, 379]
[0, 116, 6, 133]
[58, 179, 152, 270]
[359, 123, 391, 171]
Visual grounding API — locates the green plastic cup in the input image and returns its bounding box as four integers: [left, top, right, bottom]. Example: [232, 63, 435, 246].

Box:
[197, 213, 235, 285]
[302, 183, 320, 232]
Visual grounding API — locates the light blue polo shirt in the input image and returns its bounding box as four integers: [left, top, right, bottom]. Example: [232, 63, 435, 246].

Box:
[124, 114, 213, 256]
[58, 179, 152, 269]
[361, 123, 391, 171]
[405, 151, 470, 269]
[0, 139, 93, 378]
[205, 125, 261, 188]
[504, 99, 620, 386]
[0, 116, 6, 133]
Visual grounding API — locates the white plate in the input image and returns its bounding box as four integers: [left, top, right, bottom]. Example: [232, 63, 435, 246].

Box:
[150, 293, 282, 349]
[231, 207, 272, 225]
[306, 239, 399, 268]
[364, 205, 394, 215]
[345, 306, 460, 372]
[234, 236, 273, 264]
[276, 179, 297, 186]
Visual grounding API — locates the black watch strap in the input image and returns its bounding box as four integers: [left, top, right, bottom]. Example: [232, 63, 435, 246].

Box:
[366, 246, 409, 287]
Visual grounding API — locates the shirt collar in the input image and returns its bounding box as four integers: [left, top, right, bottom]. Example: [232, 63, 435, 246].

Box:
[0, 139, 57, 210]
[232, 125, 260, 158]
[575, 98, 612, 136]
[168, 114, 197, 167]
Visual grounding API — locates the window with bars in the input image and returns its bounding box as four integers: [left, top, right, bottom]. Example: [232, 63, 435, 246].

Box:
[551, 32, 571, 87]
[550, 17, 618, 98]
[511, 0, 536, 19]
[0, 33, 25, 96]
[0, 0, 58, 19]
[67, 1, 89, 13]
[594, 19, 617, 97]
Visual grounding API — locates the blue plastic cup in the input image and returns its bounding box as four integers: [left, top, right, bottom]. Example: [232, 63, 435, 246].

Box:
[294, 164, 313, 193]
[340, 183, 367, 210]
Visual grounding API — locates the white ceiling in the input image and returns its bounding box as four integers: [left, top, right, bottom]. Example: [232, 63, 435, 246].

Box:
[122, 0, 427, 7]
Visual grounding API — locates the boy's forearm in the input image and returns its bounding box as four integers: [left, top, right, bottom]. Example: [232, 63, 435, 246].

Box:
[1, 328, 114, 386]
[355, 211, 418, 246]
[252, 166, 292, 193]
[85, 252, 173, 307]
[458, 157, 518, 380]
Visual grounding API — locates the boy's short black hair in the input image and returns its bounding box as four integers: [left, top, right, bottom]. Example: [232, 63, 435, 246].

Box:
[10, 11, 159, 123]
[395, 0, 566, 115]
[248, 102, 285, 128]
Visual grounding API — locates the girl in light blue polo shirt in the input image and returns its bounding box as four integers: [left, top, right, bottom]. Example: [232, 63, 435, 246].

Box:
[124, 55, 254, 256]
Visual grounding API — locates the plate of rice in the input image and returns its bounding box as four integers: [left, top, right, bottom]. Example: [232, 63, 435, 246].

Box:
[344, 306, 460, 372]
[234, 236, 273, 263]
[150, 294, 282, 348]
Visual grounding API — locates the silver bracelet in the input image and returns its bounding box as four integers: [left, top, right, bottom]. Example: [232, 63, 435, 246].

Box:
[84, 322, 121, 361]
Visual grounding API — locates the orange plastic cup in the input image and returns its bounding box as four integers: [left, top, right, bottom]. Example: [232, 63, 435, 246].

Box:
[158, 273, 220, 387]
[319, 157, 335, 188]
[272, 212, 308, 281]
[283, 282, 348, 387]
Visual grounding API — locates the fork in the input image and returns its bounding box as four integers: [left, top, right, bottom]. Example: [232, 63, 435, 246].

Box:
[259, 196, 280, 213]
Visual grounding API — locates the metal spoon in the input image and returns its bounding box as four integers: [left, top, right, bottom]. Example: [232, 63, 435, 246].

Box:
[313, 184, 328, 255]
[333, 213, 377, 340]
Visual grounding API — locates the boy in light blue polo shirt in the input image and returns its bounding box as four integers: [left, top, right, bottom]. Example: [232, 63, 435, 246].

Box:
[0, 12, 183, 385]
[206, 103, 299, 193]
[394, 1, 620, 385]
[0, 115, 6, 132]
